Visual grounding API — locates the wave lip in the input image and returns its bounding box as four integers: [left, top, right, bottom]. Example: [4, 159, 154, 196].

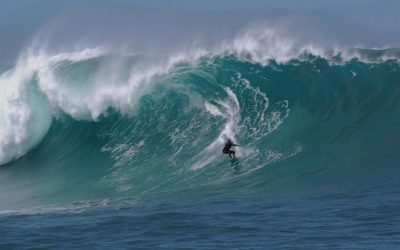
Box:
[0, 48, 106, 165]
[0, 68, 51, 165]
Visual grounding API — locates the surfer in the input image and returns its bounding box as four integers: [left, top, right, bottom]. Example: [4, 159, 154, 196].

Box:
[222, 139, 239, 159]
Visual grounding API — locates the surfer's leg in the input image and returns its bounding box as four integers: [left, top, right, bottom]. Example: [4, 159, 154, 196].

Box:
[223, 149, 230, 158]
[229, 150, 235, 158]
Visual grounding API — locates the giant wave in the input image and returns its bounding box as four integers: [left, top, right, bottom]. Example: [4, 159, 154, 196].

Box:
[1, 27, 400, 209]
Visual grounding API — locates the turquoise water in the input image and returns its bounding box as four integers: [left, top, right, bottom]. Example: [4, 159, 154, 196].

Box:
[1, 48, 400, 248]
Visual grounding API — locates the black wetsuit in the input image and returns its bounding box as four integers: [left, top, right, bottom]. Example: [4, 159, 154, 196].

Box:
[223, 141, 238, 158]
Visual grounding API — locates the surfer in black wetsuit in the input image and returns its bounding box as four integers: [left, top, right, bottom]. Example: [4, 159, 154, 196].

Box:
[222, 139, 239, 159]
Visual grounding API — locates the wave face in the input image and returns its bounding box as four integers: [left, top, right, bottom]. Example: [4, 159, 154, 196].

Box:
[1, 46, 400, 209]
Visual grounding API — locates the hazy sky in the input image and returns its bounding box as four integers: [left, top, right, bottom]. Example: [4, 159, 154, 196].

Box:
[1, 0, 399, 64]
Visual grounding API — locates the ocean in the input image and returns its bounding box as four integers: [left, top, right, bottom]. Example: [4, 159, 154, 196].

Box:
[1, 1, 400, 249]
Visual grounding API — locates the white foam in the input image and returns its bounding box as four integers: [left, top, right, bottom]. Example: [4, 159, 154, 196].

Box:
[191, 87, 240, 170]
[204, 102, 224, 117]
[20, 24, 394, 123]
[0, 48, 104, 165]
[0, 70, 52, 165]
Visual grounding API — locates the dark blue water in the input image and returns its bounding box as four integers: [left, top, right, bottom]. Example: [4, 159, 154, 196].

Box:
[1, 191, 399, 249]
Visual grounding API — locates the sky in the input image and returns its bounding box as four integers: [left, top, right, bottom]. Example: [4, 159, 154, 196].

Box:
[0, 0, 399, 65]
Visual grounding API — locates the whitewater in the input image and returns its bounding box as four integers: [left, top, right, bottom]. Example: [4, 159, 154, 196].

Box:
[1, 1, 400, 249]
